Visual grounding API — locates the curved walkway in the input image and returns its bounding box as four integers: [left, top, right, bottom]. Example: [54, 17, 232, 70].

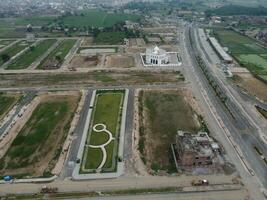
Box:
[89, 123, 114, 169]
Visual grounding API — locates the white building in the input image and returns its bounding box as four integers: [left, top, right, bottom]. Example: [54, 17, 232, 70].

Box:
[145, 46, 169, 65]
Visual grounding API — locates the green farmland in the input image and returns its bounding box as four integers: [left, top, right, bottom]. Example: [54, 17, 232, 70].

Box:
[82, 90, 124, 173]
[58, 10, 140, 28]
[94, 32, 126, 45]
[0, 40, 32, 66]
[214, 29, 267, 81]
[0, 94, 79, 178]
[37, 39, 76, 69]
[7, 39, 56, 70]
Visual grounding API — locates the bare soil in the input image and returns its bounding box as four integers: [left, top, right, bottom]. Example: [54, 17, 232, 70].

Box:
[105, 54, 135, 68]
[81, 37, 94, 46]
[232, 74, 267, 102]
[70, 55, 100, 68]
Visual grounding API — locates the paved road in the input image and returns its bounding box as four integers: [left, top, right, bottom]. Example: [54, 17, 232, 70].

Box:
[60, 89, 94, 179]
[0, 175, 236, 195]
[62, 190, 247, 200]
[122, 88, 135, 175]
[179, 24, 265, 199]
[190, 25, 267, 186]
[0, 91, 36, 137]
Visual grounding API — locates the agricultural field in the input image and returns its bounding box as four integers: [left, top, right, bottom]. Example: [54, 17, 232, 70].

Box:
[0, 92, 20, 121]
[37, 39, 76, 69]
[0, 40, 33, 66]
[214, 29, 267, 81]
[7, 39, 57, 70]
[58, 10, 140, 28]
[0, 93, 80, 178]
[138, 90, 201, 173]
[81, 90, 125, 173]
[0, 40, 15, 49]
[94, 32, 126, 45]
[0, 16, 57, 38]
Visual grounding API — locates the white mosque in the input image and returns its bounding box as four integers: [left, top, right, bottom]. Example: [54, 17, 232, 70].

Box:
[141, 46, 181, 67]
[145, 46, 169, 65]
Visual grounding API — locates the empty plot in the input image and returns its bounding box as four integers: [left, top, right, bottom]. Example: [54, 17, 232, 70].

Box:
[0, 93, 80, 178]
[37, 39, 76, 69]
[138, 90, 201, 173]
[105, 54, 135, 68]
[7, 39, 56, 70]
[82, 90, 124, 173]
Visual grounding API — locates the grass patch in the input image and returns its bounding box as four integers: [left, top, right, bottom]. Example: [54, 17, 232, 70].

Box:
[85, 147, 103, 170]
[0, 93, 19, 120]
[0, 40, 32, 66]
[37, 39, 76, 69]
[0, 95, 79, 177]
[7, 39, 56, 70]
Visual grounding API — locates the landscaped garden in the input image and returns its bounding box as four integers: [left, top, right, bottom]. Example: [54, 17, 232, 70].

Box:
[81, 90, 125, 173]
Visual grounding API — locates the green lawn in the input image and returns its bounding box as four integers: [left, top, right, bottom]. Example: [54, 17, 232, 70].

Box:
[85, 148, 103, 170]
[7, 39, 56, 70]
[0, 40, 32, 66]
[0, 93, 19, 120]
[37, 39, 76, 69]
[94, 32, 126, 45]
[82, 91, 124, 172]
[59, 10, 140, 28]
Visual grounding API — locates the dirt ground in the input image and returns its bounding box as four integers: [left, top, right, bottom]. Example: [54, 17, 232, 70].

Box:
[70, 55, 100, 68]
[105, 54, 135, 68]
[0, 92, 80, 178]
[138, 89, 201, 174]
[81, 37, 93, 46]
[232, 74, 267, 102]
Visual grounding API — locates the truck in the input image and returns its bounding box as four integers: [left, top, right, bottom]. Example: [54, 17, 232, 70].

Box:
[40, 185, 58, 193]
[191, 179, 209, 186]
